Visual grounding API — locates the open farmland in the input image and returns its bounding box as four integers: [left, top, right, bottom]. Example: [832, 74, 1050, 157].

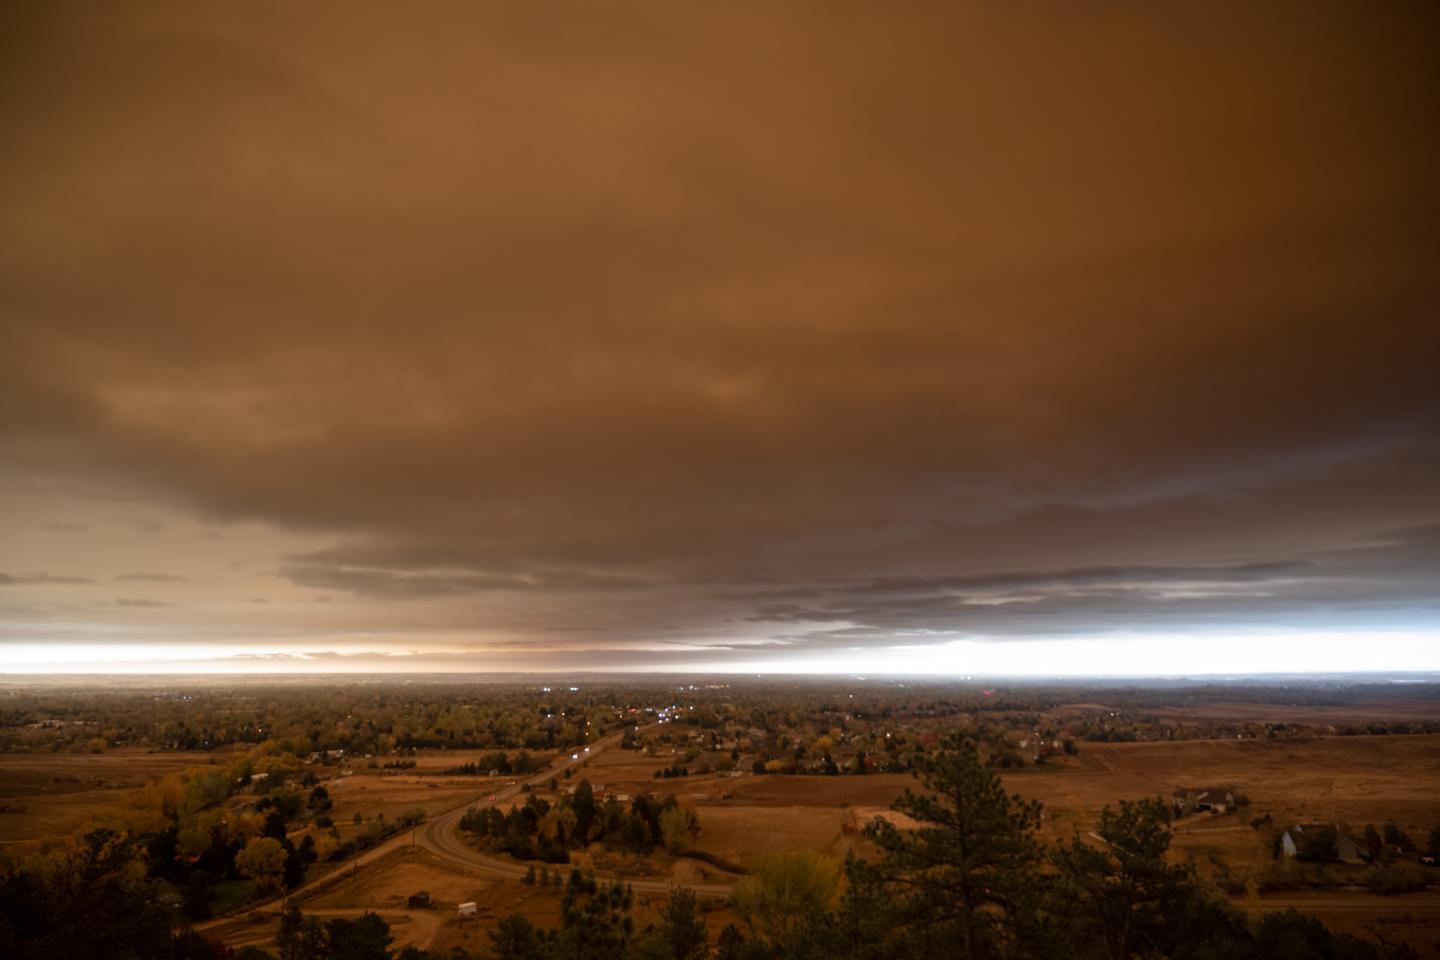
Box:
[0, 748, 219, 844]
[1013, 734, 1440, 846]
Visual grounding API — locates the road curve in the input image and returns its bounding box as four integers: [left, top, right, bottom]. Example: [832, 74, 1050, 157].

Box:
[205, 724, 736, 935]
[419, 788, 736, 899]
[414, 728, 736, 899]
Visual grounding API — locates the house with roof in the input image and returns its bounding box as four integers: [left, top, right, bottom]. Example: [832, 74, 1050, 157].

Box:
[1334, 836, 1367, 865]
[1280, 823, 1366, 863]
[1171, 786, 1236, 815]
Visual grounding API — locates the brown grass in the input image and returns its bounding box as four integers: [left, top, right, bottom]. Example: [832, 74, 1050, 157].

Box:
[0, 749, 218, 843]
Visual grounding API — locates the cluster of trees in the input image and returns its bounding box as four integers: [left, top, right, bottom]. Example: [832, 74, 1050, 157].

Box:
[460, 783, 699, 862]
[230, 811, 316, 896]
[1254, 819, 1439, 896]
[477, 876, 717, 960]
[274, 902, 395, 960]
[0, 828, 184, 959]
[106, 744, 325, 917]
[0, 737, 352, 924]
[445, 751, 541, 776]
[1271, 819, 1439, 864]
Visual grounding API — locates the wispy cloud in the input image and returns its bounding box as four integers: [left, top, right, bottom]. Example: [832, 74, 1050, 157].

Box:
[0, 572, 95, 586]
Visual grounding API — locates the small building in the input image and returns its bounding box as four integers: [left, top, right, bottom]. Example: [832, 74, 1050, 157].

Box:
[1171, 786, 1236, 816]
[457, 901, 477, 917]
[1281, 823, 1346, 861]
[407, 891, 431, 909]
[1334, 837, 1366, 865]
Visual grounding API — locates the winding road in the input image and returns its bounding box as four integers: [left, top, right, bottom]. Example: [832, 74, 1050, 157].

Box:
[418, 778, 735, 899]
[203, 725, 736, 949]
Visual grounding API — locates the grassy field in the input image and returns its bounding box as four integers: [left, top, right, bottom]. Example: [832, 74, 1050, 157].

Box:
[0, 748, 220, 844]
[1012, 734, 1440, 851]
[292, 847, 737, 958]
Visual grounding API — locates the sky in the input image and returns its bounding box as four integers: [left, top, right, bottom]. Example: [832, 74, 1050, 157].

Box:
[2, 2, 1438, 675]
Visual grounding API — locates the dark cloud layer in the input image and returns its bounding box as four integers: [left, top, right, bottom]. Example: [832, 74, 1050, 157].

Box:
[746, 524, 1440, 640]
[1, 2, 1437, 666]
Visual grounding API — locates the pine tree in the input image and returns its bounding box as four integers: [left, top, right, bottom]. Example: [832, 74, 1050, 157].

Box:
[865, 734, 1042, 959]
[1051, 797, 1202, 960]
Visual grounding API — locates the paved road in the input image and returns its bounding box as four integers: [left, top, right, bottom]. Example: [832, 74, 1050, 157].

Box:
[204, 724, 736, 947]
[413, 725, 735, 898]
[417, 776, 735, 899]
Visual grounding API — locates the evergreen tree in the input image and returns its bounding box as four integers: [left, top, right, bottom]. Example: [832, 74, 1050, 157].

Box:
[1050, 797, 1207, 960]
[488, 914, 546, 960]
[642, 888, 708, 960]
[325, 911, 393, 960]
[865, 734, 1042, 959]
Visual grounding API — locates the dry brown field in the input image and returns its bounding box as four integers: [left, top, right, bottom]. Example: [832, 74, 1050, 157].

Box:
[1102, 697, 1440, 726]
[221, 847, 739, 956]
[283, 748, 563, 828]
[1013, 734, 1440, 850]
[0, 748, 219, 844]
[304, 770, 485, 827]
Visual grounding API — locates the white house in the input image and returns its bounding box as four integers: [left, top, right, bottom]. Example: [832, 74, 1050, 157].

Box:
[457, 901, 477, 917]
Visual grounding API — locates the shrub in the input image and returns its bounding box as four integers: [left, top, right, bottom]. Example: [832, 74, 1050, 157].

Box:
[1366, 863, 1426, 893]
